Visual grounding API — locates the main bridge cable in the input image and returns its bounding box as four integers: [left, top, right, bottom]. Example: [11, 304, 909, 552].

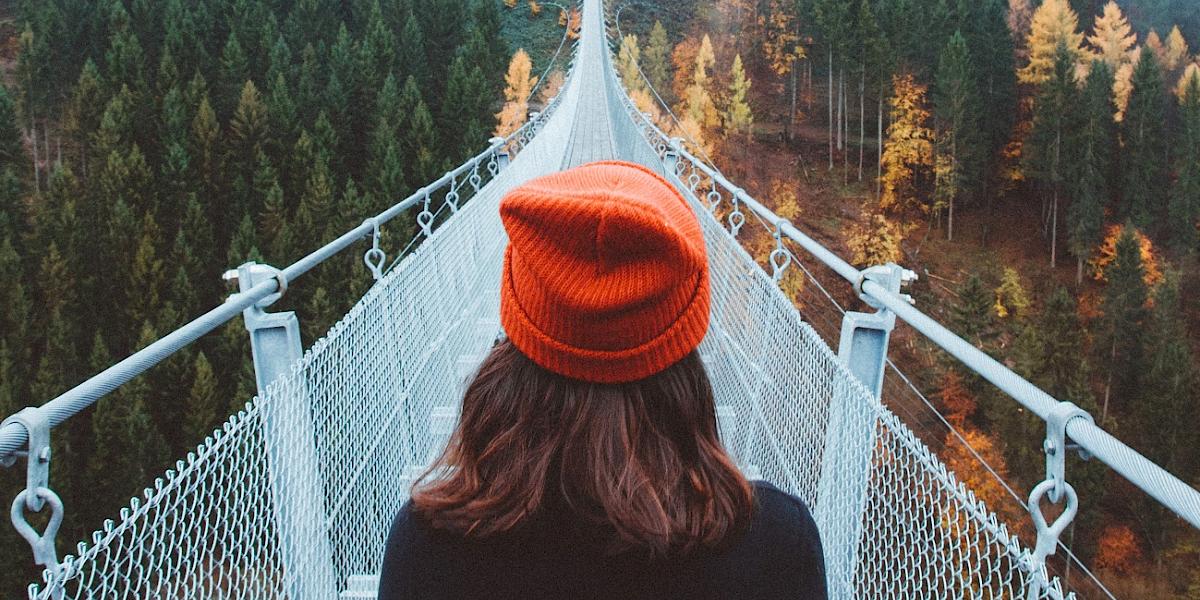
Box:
[605, 2, 1192, 589]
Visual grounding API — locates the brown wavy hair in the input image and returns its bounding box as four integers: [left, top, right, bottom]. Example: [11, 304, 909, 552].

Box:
[410, 339, 753, 557]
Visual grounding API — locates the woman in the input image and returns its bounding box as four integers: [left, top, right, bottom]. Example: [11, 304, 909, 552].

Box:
[379, 161, 827, 599]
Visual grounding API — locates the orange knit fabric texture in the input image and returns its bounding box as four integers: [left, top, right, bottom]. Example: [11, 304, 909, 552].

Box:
[499, 160, 711, 383]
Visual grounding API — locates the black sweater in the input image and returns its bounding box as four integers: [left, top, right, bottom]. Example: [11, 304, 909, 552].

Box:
[377, 481, 827, 600]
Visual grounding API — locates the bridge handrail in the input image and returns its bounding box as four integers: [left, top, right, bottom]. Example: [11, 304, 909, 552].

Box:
[616, 79, 1200, 530]
[0, 112, 561, 464]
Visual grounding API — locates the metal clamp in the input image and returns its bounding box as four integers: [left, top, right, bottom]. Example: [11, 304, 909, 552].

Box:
[1, 406, 52, 511]
[362, 218, 386, 281]
[224, 263, 288, 307]
[855, 263, 916, 310]
[1042, 401, 1094, 503]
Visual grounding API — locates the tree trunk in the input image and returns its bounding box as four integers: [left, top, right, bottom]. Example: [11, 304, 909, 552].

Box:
[789, 66, 797, 142]
[1076, 256, 1084, 285]
[877, 90, 883, 202]
[828, 51, 833, 170]
[836, 67, 843, 152]
[30, 124, 40, 194]
[1051, 188, 1058, 269]
[858, 66, 865, 182]
[949, 138, 956, 241]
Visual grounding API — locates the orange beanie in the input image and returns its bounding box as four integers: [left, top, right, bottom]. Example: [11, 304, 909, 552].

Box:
[499, 160, 711, 384]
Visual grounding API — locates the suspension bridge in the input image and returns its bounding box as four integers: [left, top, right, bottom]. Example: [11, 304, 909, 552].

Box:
[3, 1, 1198, 598]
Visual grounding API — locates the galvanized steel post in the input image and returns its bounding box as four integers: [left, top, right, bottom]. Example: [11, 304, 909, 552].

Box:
[817, 263, 913, 598]
[229, 262, 337, 600]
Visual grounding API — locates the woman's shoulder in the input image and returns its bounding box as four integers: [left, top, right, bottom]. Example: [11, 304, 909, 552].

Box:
[745, 481, 824, 559]
[751, 481, 817, 527]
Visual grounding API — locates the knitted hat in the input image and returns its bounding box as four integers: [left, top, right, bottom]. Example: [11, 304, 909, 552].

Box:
[499, 160, 711, 384]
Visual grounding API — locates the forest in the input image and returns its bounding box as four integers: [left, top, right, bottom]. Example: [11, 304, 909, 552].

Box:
[0, 0, 1197, 597]
[612, 0, 1199, 596]
[0, 0, 572, 591]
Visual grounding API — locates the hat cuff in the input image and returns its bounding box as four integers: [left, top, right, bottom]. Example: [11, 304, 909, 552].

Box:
[499, 249, 711, 384]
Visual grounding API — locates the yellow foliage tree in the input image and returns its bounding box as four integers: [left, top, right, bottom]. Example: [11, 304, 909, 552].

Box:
[617, 34, 644, 95]
[760, 0, 804, 77]
[566, 9, 581, 40]
[1018, 0, 1084, 86]
[558, 8, 567, 27]
[771, 178, 800, 222]
[539, 70, 565, 105]
[1090, 223, 1163, 286]
[1145, 29, 1165, 64]
[724, 54, 753, 140]
[1113, 60, 1135, 121]
[494, 49, 537, 139]
[504, 0, 516, 8]
[528, 0, 540, 17]
[879, 73, 933, 217]
[993, 267, 1031, 319]
[1086, 1, 1136, 69]
[847, 212, 904, 266]
[1163, 26, 1189, 72]
[1179, 63, 1200, 101]
[682, 35, 719, 131]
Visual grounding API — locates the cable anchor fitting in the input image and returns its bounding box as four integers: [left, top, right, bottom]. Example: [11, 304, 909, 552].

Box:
[769, 219, 792, 283]
[362, 218, 386, 281]
[3, 406, 62, 568]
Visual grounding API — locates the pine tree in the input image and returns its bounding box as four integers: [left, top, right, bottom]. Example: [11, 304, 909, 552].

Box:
[184, 351, 220, 444]
[0, 236, 31, 394]
[1068, 60, 1114, 282]
[441, 56, 491, 161]
[469, 0, 508, 82]
[398, 11, 429, 90]
[296, 160, 335, 246]
[1026, 43, 1079, 268]
[63, 60, 104, 175]
[407, 100, 440, 187]
[724, 54, 753, 143]
[953, 273, 994, 347]
[88, 322, 168, 521]
[1018, 0, 1084, 86]
[1086, 1, 1136, 70]
[0, 83, 23, 172]
[127, 212, 166, 330]
[1168, 68, 1200, 253]
[230, 80, 268, 158]
[1097, 224, 1149, 421]
[644, 21, 672, 101]
[880, 73, 934, 218]
[1136, 271, 1199, 549]
[217, 32, 250, 121]
[1122, 47, 1168, 229]
[970, 0, 1017, 216]
[933, 32, 983, 240]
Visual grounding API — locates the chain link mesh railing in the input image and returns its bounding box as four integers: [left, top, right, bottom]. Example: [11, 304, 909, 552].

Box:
[20, 0, 1081, 597]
